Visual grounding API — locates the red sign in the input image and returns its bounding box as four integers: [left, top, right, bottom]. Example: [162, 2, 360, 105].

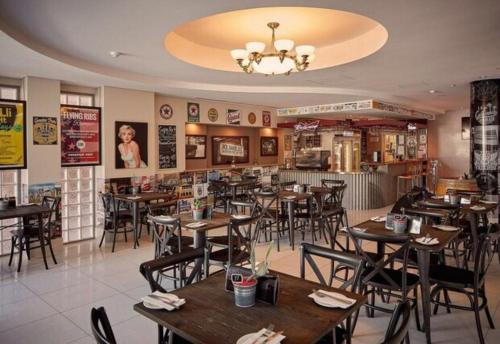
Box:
[60, 105, 101, 166]
[262, 111, 271, 127]
[294, 120, 320, 133]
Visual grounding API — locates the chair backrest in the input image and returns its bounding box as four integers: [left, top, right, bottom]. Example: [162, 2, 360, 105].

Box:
[348, 228, 412, 294]
[300, 243, 364, 292]
[391, 186, 430, 213]
[321, 179, 345, 187]
[41, 195, 61, 225]
[90, 307, 117, 344]
[147, 201, 177, 217]
[323, 184, 347, 208]
[139, 248, 205, 292]
[278, 180, 296, 190]
[147, 215, 182, 258]
[229, 200, 257, 216]
[474, 226, 500, 287]
[228, 215, 260, 266]
[381, 301, 411, 344]
[254, 191, 278, 219]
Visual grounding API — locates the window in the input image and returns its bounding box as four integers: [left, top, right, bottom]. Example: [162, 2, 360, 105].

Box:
[60, 92, 94, 107]
[0, 85, 19, 100]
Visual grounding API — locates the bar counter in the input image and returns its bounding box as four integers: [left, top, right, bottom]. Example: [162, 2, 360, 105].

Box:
[279, 164, 407, 210]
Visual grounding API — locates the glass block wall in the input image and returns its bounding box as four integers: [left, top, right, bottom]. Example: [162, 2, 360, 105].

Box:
[0, 170, 20, 255]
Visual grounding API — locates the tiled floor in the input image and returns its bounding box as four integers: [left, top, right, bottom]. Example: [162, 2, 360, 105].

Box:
[0, 206, 498, 343]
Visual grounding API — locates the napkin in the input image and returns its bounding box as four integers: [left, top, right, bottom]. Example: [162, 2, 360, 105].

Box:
[352, 227, 367, 233]
[156, 215, 176, 221]
[141, 291, 185, 311]
[415, 236, 439, 245]
[433, 225, 459, 232]
[127, 196, 141, 200]
[479, 200, 497, 205]
[431, 195, 444, 200]
[470, 205, 486, 211]
[308, 289, 356, 308]
[283, 195, 296, 200]
[370, 216, 386, 222]
[241, 328, 286, 344]
[232, 214, 251, 220]
[185, 222, 206, 228]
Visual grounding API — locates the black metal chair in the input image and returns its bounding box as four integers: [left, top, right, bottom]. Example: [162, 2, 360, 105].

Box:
[140, 251, 203, 344]
[380, 301, 411, 344]
[98, 192, 134, 252]
[348, 228, 421, 331]
[9, 196, 60, 272]
[295, 190, 331, 246]
[208, 180, 231, 213]
[300, 243, 364, 344]
[278, 180, 296, 190]
[254, 191, 286, 251]
[429, 228, 500, 344]
[90, 307, 117, 344]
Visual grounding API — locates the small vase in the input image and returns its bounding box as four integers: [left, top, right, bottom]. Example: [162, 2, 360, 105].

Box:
[233, 281, 257, 308]
[193, 208, 204, 220]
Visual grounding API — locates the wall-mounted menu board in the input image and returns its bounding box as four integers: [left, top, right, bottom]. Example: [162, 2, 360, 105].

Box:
[61, 105, 101, 166]
[159, 125, 177, 169]
[212, 136, 249, 165]
[0, 99, 27, 170]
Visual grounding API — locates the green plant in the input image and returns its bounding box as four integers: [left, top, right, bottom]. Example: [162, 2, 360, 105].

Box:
[192, 198, 204, 210]
[246, 241, 275, 282]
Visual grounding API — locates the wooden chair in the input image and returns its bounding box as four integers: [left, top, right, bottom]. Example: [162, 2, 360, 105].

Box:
[430, 228, 500, 344]
[90, 307, 117, 344]
[300, 243, 364, 343]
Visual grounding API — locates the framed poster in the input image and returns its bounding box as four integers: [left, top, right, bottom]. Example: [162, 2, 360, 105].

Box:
[208, 108, 218, 122]
[212, 136, 249, 165]
[159, 104, 173, 120]
[60, 105, 101, 166]
[186, 135, 207, 159]
[187, 102, 200, 122]
[248, 112, 256, 124]
[0, 99, 27, 169]
[260, 137, 278, 156]
[227, 109, 240, 125]
[33, 116, 57, 145]
[159, 125, 177, 169]
[115, 121, 148, 169]
[262, 110, 271, 127]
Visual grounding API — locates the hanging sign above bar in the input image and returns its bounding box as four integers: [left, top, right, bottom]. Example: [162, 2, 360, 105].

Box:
[294, 119, 320, 133]
[278, 99, 436, 120]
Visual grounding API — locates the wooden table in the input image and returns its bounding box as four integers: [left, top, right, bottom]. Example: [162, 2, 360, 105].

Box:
[134, 271, 366, 344]
[178, 212, 232, 249]
[354, 220, 461, 344]
[227, 180, 259, 200]
[113, 193, 176, 248]
[278, 191, 313, 250]
[0, 205, 53, 270]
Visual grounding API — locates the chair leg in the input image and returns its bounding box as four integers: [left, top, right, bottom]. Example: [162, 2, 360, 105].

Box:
[17, 237, 24, 272]
[112, 226, 118, 253]
[485, 304, 495, 329]
[473, 292, 485, 344]
[25, 238, 31, 260]
[123, 223, 128, 242]
[47, 233, 58, 265]
[8, 236, 16, 266]
[413, 288, 421, 331]
[443, 289, 452, 313]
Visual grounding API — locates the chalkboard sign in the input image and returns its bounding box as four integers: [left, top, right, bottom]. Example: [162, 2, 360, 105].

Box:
[158, 125, 177, 169]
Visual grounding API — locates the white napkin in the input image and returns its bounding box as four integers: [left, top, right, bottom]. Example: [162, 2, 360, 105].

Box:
[370, 216, 386, 222]
[232, 214, 251, 220]
[479, 200, 497, 205]
[352, 227, 367, 233]
[241, 328, 286, 344]
[141, 291, 185, 311]
[431, 195, 444, 200]
[156, 215, 176, 221]
[433, 225, 459, 232]
[470, 205, 486, 211]
[308, 289, 356, 309]
[127, 196, 141, 200]
[185, 222, 206, 228]
[415, 236, 439, 245]
[283, 195, 296, 200]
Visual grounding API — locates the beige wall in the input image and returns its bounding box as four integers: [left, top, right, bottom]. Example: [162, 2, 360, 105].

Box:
[428, 109, 470, 178]
[23, 76, 61, 184]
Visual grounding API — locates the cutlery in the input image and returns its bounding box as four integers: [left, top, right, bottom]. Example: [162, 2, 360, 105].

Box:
[250, 324, 274, 344]
[148, 294, 180, 309]
[262, 331, 284, 343]
[312, 289, 352, 305]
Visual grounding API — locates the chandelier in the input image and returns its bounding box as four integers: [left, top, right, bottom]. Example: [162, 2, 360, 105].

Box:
[230, 22, 315, 76]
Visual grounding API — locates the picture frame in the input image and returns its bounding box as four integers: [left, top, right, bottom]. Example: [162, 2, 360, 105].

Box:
[212, 136, 249, 165]
[0, 98, 27, 170]
[260, 136, 278, 156]
[186, 135, 207, 159]
[115, 121, 148, 169]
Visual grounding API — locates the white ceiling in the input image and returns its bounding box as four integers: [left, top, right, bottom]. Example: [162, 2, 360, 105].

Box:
[1, 0, 500, 112]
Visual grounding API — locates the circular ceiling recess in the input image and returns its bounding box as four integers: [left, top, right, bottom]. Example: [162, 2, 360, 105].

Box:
[165, 7, 388, 73]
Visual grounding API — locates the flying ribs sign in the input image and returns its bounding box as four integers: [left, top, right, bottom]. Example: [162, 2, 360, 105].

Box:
[277, 99, 436, 120]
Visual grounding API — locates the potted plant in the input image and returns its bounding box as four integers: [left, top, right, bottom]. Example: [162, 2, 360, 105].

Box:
[233, 241, 274, 307]
[192, 198, 205, 220]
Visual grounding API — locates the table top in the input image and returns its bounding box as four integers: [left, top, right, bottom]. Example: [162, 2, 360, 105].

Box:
[134, 271, 366, 344]
[0, 204, 52, 220]
[354, 220, 461, 252]
[113, 192, 175, 203]
[278, 190, 313, 202]
[417, 198, 497, 214]
[227, 180, 259, 187]
[178, 212, 232, 232]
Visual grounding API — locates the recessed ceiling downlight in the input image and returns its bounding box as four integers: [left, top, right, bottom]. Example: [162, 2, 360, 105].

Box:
[164, 7, 388, 73]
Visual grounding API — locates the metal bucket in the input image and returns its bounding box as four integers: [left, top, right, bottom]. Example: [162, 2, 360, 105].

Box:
[192, 209, 204, 220]
[393, 216, 408, 233]
[233, 283, 257, 308]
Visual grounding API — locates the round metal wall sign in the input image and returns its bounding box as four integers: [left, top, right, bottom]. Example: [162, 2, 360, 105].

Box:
[159, 104, 173, 120]
[208, 108, 218, 122]
[248, 112, 256, 124]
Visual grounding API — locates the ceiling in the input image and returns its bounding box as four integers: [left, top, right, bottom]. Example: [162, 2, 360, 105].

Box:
[1, 0, 500, 113]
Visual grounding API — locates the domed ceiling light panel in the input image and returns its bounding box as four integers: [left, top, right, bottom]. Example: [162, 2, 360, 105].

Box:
[230, 22, 315, 75]
[165, 7, 388, 74]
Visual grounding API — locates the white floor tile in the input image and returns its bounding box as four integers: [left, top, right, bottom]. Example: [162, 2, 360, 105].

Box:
[0, 296, 57, 332]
